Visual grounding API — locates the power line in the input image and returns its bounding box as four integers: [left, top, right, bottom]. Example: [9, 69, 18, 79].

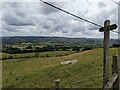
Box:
[110, 0, 120, 34]
[40, 0, 120, 35]
[110, 0, 120, 5]
[111, 30, 120, 34]
[39, 0, 102, 28]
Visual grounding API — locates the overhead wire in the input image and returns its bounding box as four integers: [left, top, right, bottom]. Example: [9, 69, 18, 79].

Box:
[40, 0, 120, 34]
[110, 0, 120, 34]
[39, 0, 102, 28]
[111, 30, 120, 34]
[110, 0, 120, 6]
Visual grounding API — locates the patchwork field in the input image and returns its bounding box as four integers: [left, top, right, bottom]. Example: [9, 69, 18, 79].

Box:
[2, 51, 75, 60]
[2, 48, 118, 88]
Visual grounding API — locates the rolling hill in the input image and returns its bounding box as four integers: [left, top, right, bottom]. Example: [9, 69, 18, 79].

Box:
[2, 48, 118, 88]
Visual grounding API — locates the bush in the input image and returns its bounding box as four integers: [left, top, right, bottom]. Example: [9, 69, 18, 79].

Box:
[72, 46, 80, 53]
[82, 47, 92, 51]
[34, 52, 39, 57]
[2, 57, 7, 60]
[46, 55, 50, 57]
[4, 47, 22, 54]
[8, 56, 13, 59]
[25, 46, 33, 49]
[113, 44, 120, 47]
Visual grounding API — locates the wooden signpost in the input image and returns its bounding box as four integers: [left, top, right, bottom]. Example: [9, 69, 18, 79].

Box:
[99, 20, 118, 89]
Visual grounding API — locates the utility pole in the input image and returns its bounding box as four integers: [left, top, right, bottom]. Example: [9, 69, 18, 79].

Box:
[99, 20, 117, 88]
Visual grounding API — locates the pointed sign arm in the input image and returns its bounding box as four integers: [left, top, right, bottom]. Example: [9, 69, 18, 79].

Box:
[99, 24, 118, 32]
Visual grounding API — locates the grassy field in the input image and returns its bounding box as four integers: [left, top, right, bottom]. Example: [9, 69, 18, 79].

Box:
[2, 48, 118, 88]
[2, 51, 75, 60]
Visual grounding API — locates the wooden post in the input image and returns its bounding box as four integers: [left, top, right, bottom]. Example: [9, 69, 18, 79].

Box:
[55, 79, 61, 90]
[117, 56, 120, 90]
[103, 20, 110, 87]
[99, 20, 118, 89]
[112, 56, 119, 90]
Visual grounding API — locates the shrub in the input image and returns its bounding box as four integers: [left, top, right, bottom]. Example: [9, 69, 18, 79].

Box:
[82, 47, 92, 51]
[113, 44, 120, 47]
[46, 55, 50, 57]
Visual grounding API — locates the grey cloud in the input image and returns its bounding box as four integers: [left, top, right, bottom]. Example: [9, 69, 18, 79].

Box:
[2, 22, 18, 32]
[15, 12, 26, 18]
[43, 25, 50, 29]
[9, 2, 19, 8]
[54, 26, 62, 31]
[3, 2, 39, 26]
[40, 12, 72, 32]
[87, 8, 117, 29]
[72, 25, 84, 32]
[98, 2, 106, 8]
[87, 24, 99, 30]
[73, 28, 81, 32]
[61, 29, 68, 33]
[39, 2, 60, 14]
[3, 15, 36, 26]
[2, 1, 118, 38]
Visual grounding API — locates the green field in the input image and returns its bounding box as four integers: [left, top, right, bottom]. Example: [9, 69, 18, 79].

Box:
[2, 48, 118, 88]
[2, 51, 75, 60]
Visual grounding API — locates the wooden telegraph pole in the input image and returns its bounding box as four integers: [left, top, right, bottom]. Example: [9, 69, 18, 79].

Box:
[99, 20, 117, 88]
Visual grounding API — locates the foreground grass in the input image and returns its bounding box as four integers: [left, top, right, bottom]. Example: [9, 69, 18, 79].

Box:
[2, 48, 118, 88]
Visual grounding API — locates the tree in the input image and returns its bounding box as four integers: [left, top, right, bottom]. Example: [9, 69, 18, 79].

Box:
[34, 52, 39, 57]
[72, 46, 80, 53]
[113, 44, 120, 47]
[25, 46, 33, 49]
[62, 46, 70, 51]
[82, 46, 92, 51]
[5, 47, 22, 54]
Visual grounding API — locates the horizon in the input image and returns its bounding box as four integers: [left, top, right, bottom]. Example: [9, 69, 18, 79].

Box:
[1, 35, 119, 39]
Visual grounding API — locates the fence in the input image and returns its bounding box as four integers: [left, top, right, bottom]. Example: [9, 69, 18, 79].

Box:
[103, 56, 120, 90]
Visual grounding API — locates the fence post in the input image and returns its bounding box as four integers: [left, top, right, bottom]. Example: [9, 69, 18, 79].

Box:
[112, 56, 119, 90]
[55, 79, 61, 90]
[117, 56, 120, 90]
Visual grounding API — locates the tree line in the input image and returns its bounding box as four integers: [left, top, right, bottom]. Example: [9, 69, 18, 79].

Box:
[2, 45, 93, 54]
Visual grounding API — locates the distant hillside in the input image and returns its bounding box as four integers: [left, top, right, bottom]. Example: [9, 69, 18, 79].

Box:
[2, 36, 118, 46]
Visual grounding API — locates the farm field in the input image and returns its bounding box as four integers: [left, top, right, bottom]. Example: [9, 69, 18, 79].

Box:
[2, 48, 118, 88]
[1, 51, 75, 60]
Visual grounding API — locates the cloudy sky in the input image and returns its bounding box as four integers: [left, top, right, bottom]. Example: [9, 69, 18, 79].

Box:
[1, 0, 120, 38]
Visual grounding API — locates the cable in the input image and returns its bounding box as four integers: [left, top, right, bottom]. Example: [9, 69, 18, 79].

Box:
[110, 0, 120, 34]
[111, 30, 120, 34]
[110, 0, 120, 6]
[39, 0, 102, 28]
[40, 0, 120, 35]
[109, 0, 120, 34]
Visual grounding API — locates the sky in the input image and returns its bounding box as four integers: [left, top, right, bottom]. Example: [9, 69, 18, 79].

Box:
[1, 0, 120, 38]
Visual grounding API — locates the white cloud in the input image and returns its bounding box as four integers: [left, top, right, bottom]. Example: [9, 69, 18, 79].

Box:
[1, 0, 119, 38]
